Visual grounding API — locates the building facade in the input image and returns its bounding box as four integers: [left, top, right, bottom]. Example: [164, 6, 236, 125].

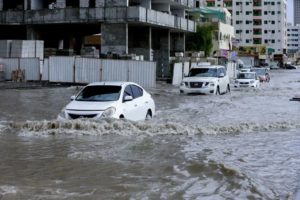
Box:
[294, 0, 300, 25]
[191, 7, 234, 58]
[287, 23, 300, 54]
[205, 0, 287, 55]
[0, 0, 196, 77]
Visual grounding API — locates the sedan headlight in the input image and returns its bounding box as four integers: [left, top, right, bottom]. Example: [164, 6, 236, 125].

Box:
[209, 82, 215, 86]
[250, 80, 255, 84]
[101, 107, 116, 118]
[235, 80, 239, 84]
[57, 107, 66, 120]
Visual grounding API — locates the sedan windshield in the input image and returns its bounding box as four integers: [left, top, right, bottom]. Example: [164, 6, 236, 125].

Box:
[188, 68, 218, 77]
[76, 86, 121, 102]
[238, 73, 256, 79]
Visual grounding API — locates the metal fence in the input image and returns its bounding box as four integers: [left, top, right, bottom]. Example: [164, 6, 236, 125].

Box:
[0, 57, 40, 81]
[0, 57, 156, 88]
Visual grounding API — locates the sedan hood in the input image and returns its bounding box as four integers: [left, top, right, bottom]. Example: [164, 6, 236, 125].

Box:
[182, 77, 217, 82]
[66, 100, 117, 111]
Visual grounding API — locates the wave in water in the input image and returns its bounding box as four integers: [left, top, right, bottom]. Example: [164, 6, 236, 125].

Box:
[2, 119, 299, 136]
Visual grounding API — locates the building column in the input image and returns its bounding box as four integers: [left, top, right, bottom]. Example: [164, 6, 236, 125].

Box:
[170, 32, 185, 55]
[152, 29, 170, 77]
[101, 23, 128, 55]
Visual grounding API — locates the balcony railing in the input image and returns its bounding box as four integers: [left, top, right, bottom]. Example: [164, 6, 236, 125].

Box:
[0, 7, 196, 32]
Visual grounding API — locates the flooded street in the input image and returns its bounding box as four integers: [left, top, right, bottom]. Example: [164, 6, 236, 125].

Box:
[0, 69, 299, 199]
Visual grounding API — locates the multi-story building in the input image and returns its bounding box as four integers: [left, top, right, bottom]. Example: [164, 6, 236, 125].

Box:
[190, 7, 234, 59]
[287, 23, 300, 54]
[0, 0, 196, 77]
[294, 0, 300, 25]
[205, 0, 287, 55]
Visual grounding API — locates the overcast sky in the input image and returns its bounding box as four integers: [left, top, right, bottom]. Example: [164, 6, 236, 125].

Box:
[287, 0, 293, 24]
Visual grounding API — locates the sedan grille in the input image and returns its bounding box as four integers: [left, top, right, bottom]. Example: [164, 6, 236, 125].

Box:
[190, 82, 203, 88]
[68, 113, 98, 119]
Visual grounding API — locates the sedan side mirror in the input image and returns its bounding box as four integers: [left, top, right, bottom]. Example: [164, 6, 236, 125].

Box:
[124, 95, 133, 102]
[70, 95, 76, 101]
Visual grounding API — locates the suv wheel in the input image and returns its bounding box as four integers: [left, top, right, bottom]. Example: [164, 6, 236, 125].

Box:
[226, 84, 230, 93]
[215, 86, 220, 95]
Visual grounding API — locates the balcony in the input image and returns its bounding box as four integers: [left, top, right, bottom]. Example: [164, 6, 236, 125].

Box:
[0, 7, 196, 32]
[170, 0, 195, 8]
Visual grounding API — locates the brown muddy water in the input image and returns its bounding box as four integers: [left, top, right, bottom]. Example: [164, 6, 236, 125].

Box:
[0, 69, 299, 200]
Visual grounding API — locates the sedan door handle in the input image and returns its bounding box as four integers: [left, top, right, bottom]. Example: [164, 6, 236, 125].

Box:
[145, 101, 149, 104]
[134, 104, 138, 107]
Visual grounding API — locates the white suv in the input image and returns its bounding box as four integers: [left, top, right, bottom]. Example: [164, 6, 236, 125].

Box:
[179, 65, 230, 95]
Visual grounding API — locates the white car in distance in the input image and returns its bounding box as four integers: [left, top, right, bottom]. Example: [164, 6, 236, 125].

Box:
[58, 82, 155, 121]
[234, 72, 260, 88]
[179, 65, 230, 95]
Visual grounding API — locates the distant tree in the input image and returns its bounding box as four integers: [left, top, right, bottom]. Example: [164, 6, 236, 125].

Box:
[186, 24, 215, 57]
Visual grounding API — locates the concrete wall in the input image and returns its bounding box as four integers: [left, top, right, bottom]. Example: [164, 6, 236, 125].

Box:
[96, 0, 128, 7]
[101, 23, 128, 55]
[80, 0, 89, 8]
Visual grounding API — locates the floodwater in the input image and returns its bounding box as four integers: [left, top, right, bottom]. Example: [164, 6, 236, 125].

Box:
[0, 69, 299, 200]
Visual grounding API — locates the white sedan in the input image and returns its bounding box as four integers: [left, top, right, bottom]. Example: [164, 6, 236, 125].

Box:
[234, 72, 260, 88]
[58, 82, 155, 121]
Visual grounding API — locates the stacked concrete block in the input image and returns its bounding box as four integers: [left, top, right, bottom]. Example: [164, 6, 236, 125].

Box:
[35, 40, 44, 60]
[11, 40, 35, 58]
[9, 40, 44, 59]
[80, 0, 89, 8]
[0, 40, 12, 58]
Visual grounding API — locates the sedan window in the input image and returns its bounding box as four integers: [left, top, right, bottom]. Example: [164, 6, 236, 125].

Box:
[76, 86, 121, 101]
[130, 85, 143, 99]
[123, 85, 134, 100]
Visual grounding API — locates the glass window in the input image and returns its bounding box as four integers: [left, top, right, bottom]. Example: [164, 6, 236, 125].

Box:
[123, 85, 134, 100]
[130, 85, 143, 99]
[76, 86, 121, 102]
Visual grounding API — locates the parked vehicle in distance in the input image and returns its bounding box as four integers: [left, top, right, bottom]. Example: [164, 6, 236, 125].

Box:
[251, 68, 270, 82]
[58, 82, 155, 121]
[180, 65, 230, 95]
[239, 64, 252, 73]
[234, 72, 260, 88]
[285, 64, 297, 70]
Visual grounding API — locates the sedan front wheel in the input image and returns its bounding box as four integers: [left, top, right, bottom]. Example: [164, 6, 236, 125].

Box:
[145, 110, 152, 120]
